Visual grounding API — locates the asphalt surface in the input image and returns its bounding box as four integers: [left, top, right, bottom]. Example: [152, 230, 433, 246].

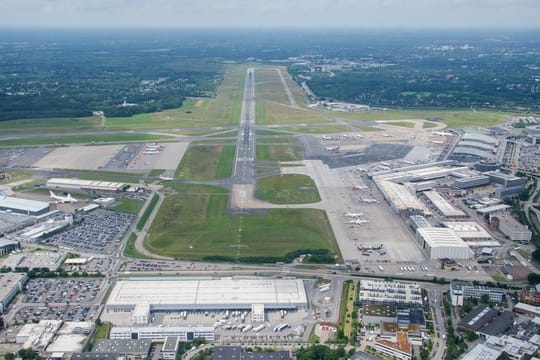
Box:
[232, 68, 256, 185]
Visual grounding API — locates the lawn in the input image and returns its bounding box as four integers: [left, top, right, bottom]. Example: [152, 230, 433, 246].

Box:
[256, 145, 303, 162]
[0, 133, 172, 146]
[123, 233, 151, 259]
[136, 194, 159, 231]
[175, 145, 235, 180]
[148, 169, 166, 177]
[255, 174, 320, 204]
[316, 108, 510, 128]
[145, 183, 338, 261]
[256, 101, 332, 125]
[0, 171, 32, 184]
[255, 67, 290, 104]
[277, 125, 350, 134]
[0, 116, 102, 134]
[111, 198, 144, 214]
[383, 121, 416, 128]
[423, 121, 439, 129]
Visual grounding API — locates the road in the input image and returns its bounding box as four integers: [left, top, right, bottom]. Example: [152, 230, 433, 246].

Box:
[232, 68, 256, 185]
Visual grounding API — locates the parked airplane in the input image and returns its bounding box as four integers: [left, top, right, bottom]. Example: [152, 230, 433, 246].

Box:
[347, 218, 371, 225]
[432, 131, 453, 137]
[324, 145, 340, 152]
[49, 191, 78, 203]
[359, 198, 378, 204]
[352, 184, 368, 191]
[431, 140, 445, 144]
[159, 175, 173, 181]
[322, 136, 332, 140]
[344, 212, 364, 218]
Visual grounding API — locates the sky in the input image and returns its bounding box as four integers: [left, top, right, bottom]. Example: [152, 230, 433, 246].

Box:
[0, 0, 539, 29]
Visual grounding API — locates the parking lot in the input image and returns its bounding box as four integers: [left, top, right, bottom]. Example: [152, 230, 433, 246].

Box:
[123, 260, 231, 272]
[39, 208, 135, 254]
[11, 304, 101, 324]
[22, 278, 105, 305]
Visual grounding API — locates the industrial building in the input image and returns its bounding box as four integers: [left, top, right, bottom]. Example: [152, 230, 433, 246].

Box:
[454, 175, 490, 189]
[415, 227, 473, 260]
[211, 346, 292, 360]
[495, 214, 532, 243]
[486, 171, 527, 188]
[0, 272, 28, 313]
[376, 181, 428, 216]
[92, 339, 152, 360]
[110, 326, 215, 342]
[359, 280, 422, 306]
[46, 178, 127, 193]
[526, 125, 540, 145]
[461, 344, 502, 360]
[422, 191, 466, 218]
[372, 331, 412, 360]
[443, 221, 499, 247]
[473, 161, 501, 172]
[106, 278, 308, 325]
[161, 337, 180, 360]
[450, 132, 498, 162]
[408, 215, 431, 231]
[519, 285, 540, 306]
[0, 239, 21, 256]
[16, 320, 63, 350]
[1, 251, 66, 271]
[450, 281, 506, 306]
[458, 306, 514, 336]
[0, 196, 50, 216]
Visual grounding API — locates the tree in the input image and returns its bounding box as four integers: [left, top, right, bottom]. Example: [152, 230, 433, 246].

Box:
[527, 273, 540, 284]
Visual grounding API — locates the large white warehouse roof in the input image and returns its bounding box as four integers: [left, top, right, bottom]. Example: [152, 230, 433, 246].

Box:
[0, 196, 49, 214]
[47, 178, 125, 191]
[106, 278, 308, 310]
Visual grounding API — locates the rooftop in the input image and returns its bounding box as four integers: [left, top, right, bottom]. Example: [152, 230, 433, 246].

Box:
[417, 227, 471, 249]
[211, 346, 291, 360]
[461, 343, 502, 360]
[375, 331, 411, 355]
[106, 278, 307, 308]
[0, 196, 49, 213]
[423, 191, 465, 217]
[92, 339, 152, 355]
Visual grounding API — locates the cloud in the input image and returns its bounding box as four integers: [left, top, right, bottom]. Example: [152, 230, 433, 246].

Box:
[0, 0, 538, 28]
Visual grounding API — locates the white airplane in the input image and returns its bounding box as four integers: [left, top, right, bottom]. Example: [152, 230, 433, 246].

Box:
[360, 198, 378, 204]
[352, 184, 368, 191]
[431, 140, 445, 144]
[432, 131, 453, 137]
[322, 136, 332, 140]
[324, 145, 340, 152]
[159, 175, 173, 181]
[344, 212, 364, 218]
[49, 191, 78, 203]
[347, 218, 370, 225]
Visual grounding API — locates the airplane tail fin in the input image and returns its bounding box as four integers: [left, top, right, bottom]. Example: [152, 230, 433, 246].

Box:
[49, 191, 55, 197]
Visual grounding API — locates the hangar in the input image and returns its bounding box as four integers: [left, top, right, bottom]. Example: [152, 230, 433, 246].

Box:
[0, 196, 50, 216]
[106, 278, 308, 324]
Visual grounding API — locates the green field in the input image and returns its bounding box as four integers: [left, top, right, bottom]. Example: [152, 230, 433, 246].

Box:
[317, 108, 510, 128]
[256, 174, 320, 204]
[256, 145, 303, 162]
[136, 194, 159, 231]
[255, 67, 290, 104]
[145, 183, 338, 261]
[123, 233, 151, 259]
[384, 121, 416, 128]
[148, 169, 166, 177]
[0, 116, 102, 134]
[277, 124, 350, 134]
[111, 198, 144, 214]
[256, 101, 332, 125]
[423, 121, 439, 129]
[175, 145, 235, 180]
[0, 133, 172, 146]
[0, 171, 31, 184]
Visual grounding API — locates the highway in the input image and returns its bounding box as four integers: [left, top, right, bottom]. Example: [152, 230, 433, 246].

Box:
[232, 68, 256, 185]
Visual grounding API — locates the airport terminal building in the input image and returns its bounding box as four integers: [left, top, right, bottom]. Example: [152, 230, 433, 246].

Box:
[106, 278, 308, 325]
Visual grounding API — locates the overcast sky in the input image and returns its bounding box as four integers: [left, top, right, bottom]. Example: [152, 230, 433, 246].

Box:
[0, 0, 539, 29]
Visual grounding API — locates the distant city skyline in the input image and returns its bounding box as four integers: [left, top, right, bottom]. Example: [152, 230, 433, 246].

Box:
[0, 0, 539, 29]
